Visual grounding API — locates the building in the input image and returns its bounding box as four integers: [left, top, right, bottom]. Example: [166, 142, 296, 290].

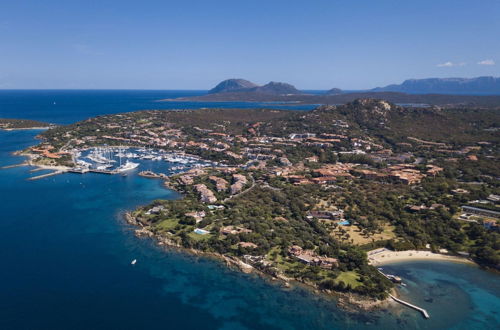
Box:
[461, 206, 500, 219]
[308, 210, 344, 220]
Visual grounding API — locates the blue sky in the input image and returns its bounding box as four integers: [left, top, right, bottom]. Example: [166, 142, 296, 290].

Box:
[0, 0, 499, 89]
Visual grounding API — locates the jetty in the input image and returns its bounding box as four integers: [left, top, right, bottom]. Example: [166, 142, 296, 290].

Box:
[1, 162, 28, 169]
[28, 170, 65, 181]
[88, 169, 118, 174]
[389, 294, 429, 319]
[138, 170, 168, 179]
[377, 268, 402, 283]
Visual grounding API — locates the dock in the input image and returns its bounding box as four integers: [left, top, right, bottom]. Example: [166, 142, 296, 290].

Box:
[377, 269, 402, 283]
[67, 168, 123, 175]
[389, 294, 430, 319]
[28, 170, 65, 181]
[1, 162, 28, 169]
[88, 169, 118, 174]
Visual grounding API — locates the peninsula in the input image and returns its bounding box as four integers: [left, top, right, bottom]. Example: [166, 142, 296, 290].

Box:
[0, 118, 52, 130]
[21, 99, 500, 303]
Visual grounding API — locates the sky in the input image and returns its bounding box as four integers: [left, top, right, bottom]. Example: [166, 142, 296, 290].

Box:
[0, 0, 499, 90]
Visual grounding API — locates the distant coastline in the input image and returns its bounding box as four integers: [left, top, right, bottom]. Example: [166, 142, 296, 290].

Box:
[1, 126, 51, 131]
[0, 118, 52, 131]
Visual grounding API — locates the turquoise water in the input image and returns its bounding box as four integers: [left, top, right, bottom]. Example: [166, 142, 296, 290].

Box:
[0, 91, 499, 329]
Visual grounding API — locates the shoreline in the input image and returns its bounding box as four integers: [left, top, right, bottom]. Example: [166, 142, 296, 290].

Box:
[0, 126, 51, 131]
[124, 212, 391, 312]
[368, 249, 476, 267]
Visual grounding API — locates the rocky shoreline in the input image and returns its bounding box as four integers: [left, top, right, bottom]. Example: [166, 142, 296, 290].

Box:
[124, 211, 391, 313]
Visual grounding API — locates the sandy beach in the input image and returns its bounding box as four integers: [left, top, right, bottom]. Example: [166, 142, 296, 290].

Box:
[368, 249, 476, 266]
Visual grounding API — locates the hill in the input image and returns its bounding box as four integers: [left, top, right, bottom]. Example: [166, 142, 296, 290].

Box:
[372, 76, 500, 95]
[208, 79, 258, 94]
[207, 79, 303, 96]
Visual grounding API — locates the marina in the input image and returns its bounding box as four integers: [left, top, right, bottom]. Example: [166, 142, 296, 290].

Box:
[18, 147, 219, 181]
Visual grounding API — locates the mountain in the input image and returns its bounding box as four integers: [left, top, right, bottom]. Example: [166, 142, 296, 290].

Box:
[372, 76, 500, 95]
[326, 88, 343, 95]
[253, 81, 303, 95]
[208, 79, 259, 94]
[208, 79, 303, 95]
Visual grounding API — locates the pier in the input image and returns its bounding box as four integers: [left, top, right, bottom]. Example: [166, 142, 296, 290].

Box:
[389, 294, 430, 319]
[88, 169, 118, 174]
[377, 268, 402, 283]
[28, 170, 65, 181]
[1, 162, 28, 169]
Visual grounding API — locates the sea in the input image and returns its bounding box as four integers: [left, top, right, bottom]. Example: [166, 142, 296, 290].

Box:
[0, 90, 498, 330]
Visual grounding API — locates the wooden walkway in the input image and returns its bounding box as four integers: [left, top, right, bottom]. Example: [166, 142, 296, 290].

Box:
[389, 294, 430, 319]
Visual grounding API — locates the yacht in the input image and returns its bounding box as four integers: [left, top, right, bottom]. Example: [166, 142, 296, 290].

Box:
[116, 161, 139, 172]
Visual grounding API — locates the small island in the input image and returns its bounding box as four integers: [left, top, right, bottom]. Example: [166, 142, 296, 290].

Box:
[19, 99, 500, 308]
[0, 118, 52, 130]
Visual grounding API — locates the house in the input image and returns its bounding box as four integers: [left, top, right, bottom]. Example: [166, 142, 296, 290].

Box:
[289, 133, 316, 140]
[184, 211, 206, 223]
[209, 176, 228, 192]
[145, 205, 165, 215]
[230, 174, 248, 195]
[237, 242, 258, 249]
[308, 210, 344, 220]
[311, 177, 337, 184]
[194, 184, 217, 203]
[487, 194, 500, 203]
[220, 226, 252, 235]
[287, 245, 338, 269]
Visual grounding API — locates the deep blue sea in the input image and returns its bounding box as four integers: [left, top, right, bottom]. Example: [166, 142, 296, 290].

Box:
[0, 91, 499, 329]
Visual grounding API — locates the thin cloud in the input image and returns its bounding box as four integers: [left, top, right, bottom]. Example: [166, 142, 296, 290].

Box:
[477, 59, 495, 65]
[437, 61, 466, 67]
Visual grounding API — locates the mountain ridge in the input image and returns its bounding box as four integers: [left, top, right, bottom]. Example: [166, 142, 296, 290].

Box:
[371, 76, 500, 95]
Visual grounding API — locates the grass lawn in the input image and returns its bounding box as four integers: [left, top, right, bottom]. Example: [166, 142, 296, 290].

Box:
[335, 271, 361, 288]
[156, 218, 179, 231]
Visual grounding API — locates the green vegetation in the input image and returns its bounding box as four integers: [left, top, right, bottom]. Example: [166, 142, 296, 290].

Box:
[0, 118, 50, 130]
[30, 99, 500, 299]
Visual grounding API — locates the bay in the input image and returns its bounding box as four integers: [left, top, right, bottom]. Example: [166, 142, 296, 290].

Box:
[0, 91, 498, 329]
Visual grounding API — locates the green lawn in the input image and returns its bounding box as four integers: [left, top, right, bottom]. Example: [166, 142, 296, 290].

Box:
[335, 271, 361, 288]
[156, 218, 179, 231]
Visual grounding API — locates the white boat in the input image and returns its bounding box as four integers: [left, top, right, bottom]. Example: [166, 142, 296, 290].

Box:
[131, 259, 137, 265]
[76, 160, 92, 167]
[116, 161, 139, 172]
